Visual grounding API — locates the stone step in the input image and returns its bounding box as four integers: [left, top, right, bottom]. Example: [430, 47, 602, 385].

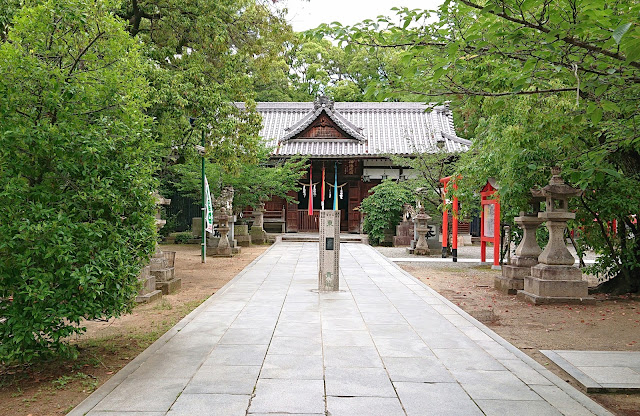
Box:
[280, 234, 368, 244]
[135, 289, 162, 303]
[156, 278, 182, 295]
[151, 267, 175, 282]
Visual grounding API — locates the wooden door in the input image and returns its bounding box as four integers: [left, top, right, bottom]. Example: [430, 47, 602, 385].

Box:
[285, 190, 298, 232]
[348, 181, 361, 233]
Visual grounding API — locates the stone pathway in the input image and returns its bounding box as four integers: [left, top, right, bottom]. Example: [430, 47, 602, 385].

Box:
[542, 350, 640, 393]
[69, 242, 612, 416]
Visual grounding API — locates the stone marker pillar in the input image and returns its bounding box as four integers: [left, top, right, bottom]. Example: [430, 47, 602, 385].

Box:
[319, 210, 340, 291]
[413, 208, 432, 256]
[496, 200, 544, 294]
[518, 167, 594, 305]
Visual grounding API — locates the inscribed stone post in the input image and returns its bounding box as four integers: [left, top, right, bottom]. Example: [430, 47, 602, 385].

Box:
[319, 210, 340, 291]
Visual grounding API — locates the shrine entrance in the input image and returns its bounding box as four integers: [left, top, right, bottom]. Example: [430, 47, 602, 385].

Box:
[287, 160, 368, 233]
[296, 184, 349, 232]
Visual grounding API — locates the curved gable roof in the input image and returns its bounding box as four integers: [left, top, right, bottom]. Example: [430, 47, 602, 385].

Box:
[282, 97, 365, 142]
[238, 98, 471, 158]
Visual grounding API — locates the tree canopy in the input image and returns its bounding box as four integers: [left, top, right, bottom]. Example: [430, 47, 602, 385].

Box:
[318, 0, 640, 293]
[0, 0, 301, 362]
[0, 0, 158, 361]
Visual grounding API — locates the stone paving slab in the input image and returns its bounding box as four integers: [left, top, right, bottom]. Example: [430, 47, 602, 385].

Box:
[70, 242, 613, 416]
[541, 350, 640, 393]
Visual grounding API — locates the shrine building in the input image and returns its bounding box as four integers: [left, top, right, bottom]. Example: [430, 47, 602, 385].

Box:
[241, 96, 471, 233]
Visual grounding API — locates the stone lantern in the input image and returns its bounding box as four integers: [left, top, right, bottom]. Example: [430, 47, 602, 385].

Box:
[518, 167, 594, 304]
[495, 192, 545, 294]
[250, 197, 268, 245]
[413, 206, 432, 256]
[210, 186, 234, 257]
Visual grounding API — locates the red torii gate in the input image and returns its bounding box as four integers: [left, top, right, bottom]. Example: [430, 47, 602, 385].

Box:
[439, 176, 459, 262]
[480, 179, 501, 267]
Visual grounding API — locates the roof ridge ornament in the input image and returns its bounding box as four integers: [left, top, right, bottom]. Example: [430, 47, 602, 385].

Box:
[314, 95, 334, 111]
[281, 96, 366, 143]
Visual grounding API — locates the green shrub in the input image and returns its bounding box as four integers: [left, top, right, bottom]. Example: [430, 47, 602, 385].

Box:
[174, 232, 194, 244]
[360, 181, 415, 245]
[0, 0, 157, 362]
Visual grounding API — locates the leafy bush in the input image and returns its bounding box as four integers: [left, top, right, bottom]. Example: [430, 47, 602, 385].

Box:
[360, 181, 415, 245]
[174, 232, 194, 244]
[0, 0, 157, 362]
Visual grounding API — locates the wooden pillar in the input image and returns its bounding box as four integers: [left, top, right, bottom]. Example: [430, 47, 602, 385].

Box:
[285, 190, 298, 232]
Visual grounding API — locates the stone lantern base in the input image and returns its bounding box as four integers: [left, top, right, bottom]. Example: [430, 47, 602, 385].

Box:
[518, 264, 595, 305]
[250, 226, 267, 245]
[495, 256, 536, 295]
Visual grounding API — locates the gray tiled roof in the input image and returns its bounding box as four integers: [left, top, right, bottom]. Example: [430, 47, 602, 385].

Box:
[241, 101, 471, 158]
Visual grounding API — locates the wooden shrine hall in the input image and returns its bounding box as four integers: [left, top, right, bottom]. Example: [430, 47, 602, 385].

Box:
[240, 96, 471, 233]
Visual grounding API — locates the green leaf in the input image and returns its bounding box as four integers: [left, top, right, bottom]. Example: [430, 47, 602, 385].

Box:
[623, 39, 640, 62]
[594, 84, 608, 96]
[433, 67, 446, 80]
[612, 23, 632, 45]
[591, 108, 603, 125]
[601, 100, 619, 113]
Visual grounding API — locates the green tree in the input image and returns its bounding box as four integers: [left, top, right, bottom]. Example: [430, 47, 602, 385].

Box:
[321, 1, 640, 293]
[0, 0, 158, 362]
[287, 35, 409, 102]
[117, 0, 295, 174]
[360, 180, 415, 245]
[171, 145, 307, 214]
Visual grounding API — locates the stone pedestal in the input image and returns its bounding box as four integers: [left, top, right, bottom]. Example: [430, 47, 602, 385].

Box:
[250, 206, 267, 245]
[235, 224, 252, 247]
[150, 250, 181, 295]
[210, 214, 233, 257]
[518, 167, 593, 305]
[393, 219, 413, 247]
[413, 211, 432, 255]
[135, 265, 162, 303]
[496, 214, 544, 294]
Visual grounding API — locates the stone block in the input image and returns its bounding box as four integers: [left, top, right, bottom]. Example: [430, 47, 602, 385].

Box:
[135, 289, 162, 303]
[414, 247, 430, 255]
[151, 267, 175, 282]
[150, 256, 168, 271]
[523, 277, 589, 298]
[139, 275, 156, 294]
[494, 274, 524, 295]
[250, 226, 266, 244]
[208, 247, 233, 257]
[501, 264, 531, 279]
[236, 235, 252, 247]
[531, 264, 582, 281]
[512, 256, 538, 267]
[517, 290, 595, 305]
[235, 224, 249, 236]
[393, 235, 412, 246]
[156, 277, 182, 295]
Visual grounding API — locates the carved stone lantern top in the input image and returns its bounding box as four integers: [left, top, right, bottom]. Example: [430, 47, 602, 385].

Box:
[522, 190, 546, 217]
[539, 166, 582, 213]
[532, 167, 582, 222]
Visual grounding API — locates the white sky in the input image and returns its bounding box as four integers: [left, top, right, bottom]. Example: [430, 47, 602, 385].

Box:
[279, 0, 444, 32]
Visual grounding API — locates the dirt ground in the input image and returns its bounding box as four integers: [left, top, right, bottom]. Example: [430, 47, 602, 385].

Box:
[0, 244, 268, 416]
[400, 263, 640, 416]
